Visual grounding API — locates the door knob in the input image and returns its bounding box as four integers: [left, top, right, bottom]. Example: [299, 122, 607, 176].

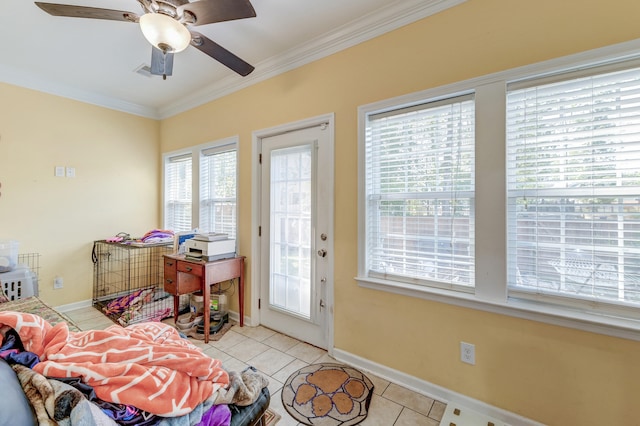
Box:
[317, 249, 327, 257]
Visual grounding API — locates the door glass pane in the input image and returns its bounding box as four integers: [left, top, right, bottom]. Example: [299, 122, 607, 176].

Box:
[270, 144, 312, 318]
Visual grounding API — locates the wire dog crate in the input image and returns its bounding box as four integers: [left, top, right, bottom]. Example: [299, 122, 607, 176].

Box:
[92, 241, 175, 326]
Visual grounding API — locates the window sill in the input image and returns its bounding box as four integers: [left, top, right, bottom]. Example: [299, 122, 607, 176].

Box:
[355, 276, 640, 341]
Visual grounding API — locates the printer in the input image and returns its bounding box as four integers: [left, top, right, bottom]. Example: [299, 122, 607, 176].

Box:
[185, 234, 236, 261]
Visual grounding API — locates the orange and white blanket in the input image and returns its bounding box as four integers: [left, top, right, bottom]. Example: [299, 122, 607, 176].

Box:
[0, 311, 229, 417]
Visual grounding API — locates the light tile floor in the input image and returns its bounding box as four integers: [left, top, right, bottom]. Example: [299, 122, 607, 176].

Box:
[64, 307, 446, 426]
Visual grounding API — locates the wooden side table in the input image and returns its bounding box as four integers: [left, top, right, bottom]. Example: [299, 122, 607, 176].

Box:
[163, 254, 245, 343]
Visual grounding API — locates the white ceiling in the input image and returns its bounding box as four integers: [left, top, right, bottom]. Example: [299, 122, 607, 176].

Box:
[0, 0, 463, 119]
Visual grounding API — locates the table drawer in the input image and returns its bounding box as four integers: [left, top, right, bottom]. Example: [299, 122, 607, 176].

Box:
[164, 257, 177, 270]
[163, 258, 178, 294]
[177, 261, 204, 276]
[163, 273, 178, 294]
[164, 271, 201, 294]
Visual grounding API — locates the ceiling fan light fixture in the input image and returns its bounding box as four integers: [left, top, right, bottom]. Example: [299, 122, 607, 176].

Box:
[139, 13, 191, 53]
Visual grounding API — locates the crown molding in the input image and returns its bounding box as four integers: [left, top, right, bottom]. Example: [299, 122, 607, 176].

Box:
[1, 0, 466, 120]
[158, 0, 467, 119]
[0, 64, 157, 118]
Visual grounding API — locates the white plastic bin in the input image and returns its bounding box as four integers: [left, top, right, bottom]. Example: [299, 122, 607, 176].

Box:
[190, 292, 204, 315]
[0, 266, 35, 301]
[0, 240, 18, 273]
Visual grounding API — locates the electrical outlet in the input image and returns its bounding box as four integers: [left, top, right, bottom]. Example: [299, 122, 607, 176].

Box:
[54, 276, 63, 289]
[461, 341, 475, 365]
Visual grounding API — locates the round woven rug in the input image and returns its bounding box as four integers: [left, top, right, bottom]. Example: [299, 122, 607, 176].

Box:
[281, 363, 374, 426]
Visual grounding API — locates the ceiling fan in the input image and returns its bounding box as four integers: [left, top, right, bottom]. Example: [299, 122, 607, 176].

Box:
[35, 0, 256, 79]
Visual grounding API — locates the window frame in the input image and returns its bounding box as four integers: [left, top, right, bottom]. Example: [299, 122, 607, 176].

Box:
[162, 137, 239, 236]
[505, 63, 640, 321]
[356, 38, 640, 341]
[163, 151, 193, 233]
[199, 142, 238, 239]
[362, 93, 477, 292]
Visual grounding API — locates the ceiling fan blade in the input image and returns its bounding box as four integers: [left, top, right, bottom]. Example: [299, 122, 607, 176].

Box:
[190, 31, 254, 76]
[150, 47, 174, 80]
[179, 0, 256, 26]
[35, 2, 139, 22]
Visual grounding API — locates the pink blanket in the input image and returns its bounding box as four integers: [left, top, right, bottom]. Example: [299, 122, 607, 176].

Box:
[0, 311, 229, 417]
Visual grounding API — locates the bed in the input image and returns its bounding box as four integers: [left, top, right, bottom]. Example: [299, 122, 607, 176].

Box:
[0, 296, 270, 426]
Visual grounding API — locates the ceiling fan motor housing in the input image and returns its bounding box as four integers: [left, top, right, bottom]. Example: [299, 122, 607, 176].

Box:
[35, 0, 256, 77]
[139, 0, 195, 24]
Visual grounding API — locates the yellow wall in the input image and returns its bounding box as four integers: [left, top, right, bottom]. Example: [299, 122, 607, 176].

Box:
[3, 0, 640, 423]
[0, 84, 160, 306]
[161, 0, 640, 424]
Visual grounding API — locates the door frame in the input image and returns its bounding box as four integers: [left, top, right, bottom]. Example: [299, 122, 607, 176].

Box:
[251, 113, 335, 354]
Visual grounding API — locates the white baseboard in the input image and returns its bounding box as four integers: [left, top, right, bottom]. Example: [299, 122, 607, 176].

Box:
[54, 299, 93, 313]
[227, 310, 253, 327]
[332, 348, 545, 426]
[227, 310, 239, 324]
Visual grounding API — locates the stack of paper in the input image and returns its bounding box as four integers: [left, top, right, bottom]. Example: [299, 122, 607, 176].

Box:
[193, 233, 229, 242]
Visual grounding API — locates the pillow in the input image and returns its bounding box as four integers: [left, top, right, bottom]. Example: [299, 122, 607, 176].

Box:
[0, 359, 37, 425]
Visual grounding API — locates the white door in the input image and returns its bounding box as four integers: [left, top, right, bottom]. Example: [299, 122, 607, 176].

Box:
[259, 122, 332, 349]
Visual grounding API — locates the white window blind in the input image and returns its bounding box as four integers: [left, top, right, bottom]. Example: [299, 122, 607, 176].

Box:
[364, 94, 476, 289]
[507, 65, 640, 307]
[165, 153, 192, 232]
[199, 145, 237, 238]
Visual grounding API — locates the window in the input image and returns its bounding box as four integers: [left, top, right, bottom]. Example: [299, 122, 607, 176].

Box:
[507, 64, 640, 310]
[199, 145, 237, 239]
[164, 153, 192, 232]
[363, 94, 476, 290]
[358, 40, 640, 337]
[163, 139, 238, 237]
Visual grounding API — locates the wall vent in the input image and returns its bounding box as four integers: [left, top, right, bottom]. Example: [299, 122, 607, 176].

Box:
[134, 64, 152, 78]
